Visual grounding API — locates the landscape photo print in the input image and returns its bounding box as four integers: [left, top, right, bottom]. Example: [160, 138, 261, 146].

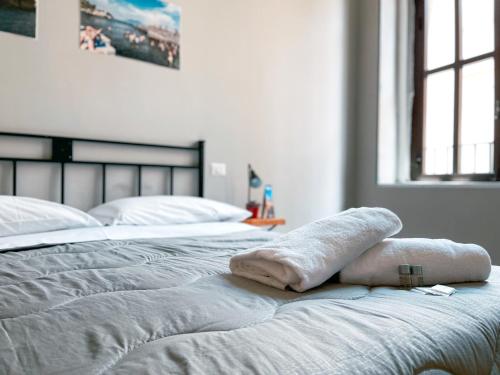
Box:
[80, 0, 181, 69]
[0, 0, 37, 38]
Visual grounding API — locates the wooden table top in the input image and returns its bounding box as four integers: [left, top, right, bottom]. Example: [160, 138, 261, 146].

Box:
[244, 218, 286, 226]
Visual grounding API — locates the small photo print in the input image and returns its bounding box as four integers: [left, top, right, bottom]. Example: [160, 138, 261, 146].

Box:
[0, 0, 37, 38]
[80, 0, 181, 70]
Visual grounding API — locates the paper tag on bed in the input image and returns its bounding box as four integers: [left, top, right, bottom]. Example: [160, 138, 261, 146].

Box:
[411, 285, 456, 296]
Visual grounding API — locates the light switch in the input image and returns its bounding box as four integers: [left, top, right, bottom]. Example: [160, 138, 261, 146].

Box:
[211, 163, 227, 176]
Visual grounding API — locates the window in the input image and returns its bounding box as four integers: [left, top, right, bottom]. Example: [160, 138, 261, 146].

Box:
[412, 0, 500, 181]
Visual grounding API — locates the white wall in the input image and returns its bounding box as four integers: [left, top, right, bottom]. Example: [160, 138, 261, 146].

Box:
[352, 0, 500, 265]
[0, 0, 356, 229]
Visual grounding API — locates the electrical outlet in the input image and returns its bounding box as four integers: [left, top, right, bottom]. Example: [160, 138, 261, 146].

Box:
[211, 163, 227, 176]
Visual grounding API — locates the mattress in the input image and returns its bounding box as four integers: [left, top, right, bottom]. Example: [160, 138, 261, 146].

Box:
[0, 230, 499, 374]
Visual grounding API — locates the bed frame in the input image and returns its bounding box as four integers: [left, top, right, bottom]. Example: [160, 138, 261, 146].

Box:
[0, 132, 205, 203]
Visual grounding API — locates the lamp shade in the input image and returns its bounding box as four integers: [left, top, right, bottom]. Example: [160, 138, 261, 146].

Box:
[247, 164, 262, 204]
[249, 165, 262, 188]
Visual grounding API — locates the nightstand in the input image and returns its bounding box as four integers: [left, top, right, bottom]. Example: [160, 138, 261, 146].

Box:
[244, 218, 286, 231]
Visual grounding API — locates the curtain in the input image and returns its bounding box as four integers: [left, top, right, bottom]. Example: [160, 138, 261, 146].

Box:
[377, 0, 415, 183]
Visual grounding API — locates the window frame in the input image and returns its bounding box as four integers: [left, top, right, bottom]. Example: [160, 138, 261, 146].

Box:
[411, 0, 500, 181]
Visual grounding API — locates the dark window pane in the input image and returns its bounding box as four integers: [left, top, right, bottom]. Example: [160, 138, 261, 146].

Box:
[424, 69, 455, 175]
[459, 58, 495, 173]
[461, 0, 494, 60]
[426, 0, 455, 70]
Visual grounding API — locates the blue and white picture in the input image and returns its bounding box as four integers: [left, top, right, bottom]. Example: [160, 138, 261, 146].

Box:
[80, 0, 181, 69]
[0, 0, 37, 38]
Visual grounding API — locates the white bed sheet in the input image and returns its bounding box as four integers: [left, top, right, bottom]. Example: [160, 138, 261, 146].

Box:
[0, 222, 257, 251]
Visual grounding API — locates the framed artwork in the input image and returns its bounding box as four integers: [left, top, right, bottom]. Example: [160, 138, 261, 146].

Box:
[0, 0, 36, 38]
[80, 0, 181, 69]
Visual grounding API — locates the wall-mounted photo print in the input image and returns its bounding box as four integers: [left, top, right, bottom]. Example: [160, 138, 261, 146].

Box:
[80, 0, 181, 70]
[0, 0, 37, 38]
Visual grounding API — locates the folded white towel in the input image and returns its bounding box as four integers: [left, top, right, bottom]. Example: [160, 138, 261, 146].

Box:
[230, 207, 402, 292]
[340, 238, 492, 286]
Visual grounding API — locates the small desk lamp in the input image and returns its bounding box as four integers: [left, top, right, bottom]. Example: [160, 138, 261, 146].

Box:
[246, 164, 262, 218]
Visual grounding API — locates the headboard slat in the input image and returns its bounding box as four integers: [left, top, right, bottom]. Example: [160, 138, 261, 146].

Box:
[0, 132, 205, 203]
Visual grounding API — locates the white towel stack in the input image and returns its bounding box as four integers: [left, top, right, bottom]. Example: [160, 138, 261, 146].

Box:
[230, 207, 492, 292]
[230, 207, 402, 292]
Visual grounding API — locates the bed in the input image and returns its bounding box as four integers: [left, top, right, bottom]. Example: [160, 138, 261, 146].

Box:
[0, 229, 499, 374]
[0, 133, 499, 375]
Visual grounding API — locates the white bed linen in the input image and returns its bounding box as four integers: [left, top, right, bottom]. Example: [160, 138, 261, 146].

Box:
[0, 222, 256, 251]
[0, 196, 102, 237]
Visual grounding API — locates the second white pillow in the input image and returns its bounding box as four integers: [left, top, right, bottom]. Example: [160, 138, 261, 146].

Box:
[88, 196, 252, 226]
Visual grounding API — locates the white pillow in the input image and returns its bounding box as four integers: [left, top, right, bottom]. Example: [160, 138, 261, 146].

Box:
[88, 196, 252, 226]
[0, 196, 102, 237]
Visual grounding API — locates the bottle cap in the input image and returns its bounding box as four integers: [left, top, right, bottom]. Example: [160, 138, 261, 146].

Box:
[399, 264, 411, 275]
[412, 265, 423, 275]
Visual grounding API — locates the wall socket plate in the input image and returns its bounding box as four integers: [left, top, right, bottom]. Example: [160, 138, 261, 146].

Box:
[211, 163, 227, 176]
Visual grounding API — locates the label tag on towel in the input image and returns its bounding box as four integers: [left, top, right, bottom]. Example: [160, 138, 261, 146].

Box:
[411, 285, 456, 296]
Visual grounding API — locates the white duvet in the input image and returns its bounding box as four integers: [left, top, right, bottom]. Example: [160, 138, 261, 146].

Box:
[0, 222, 257, 251]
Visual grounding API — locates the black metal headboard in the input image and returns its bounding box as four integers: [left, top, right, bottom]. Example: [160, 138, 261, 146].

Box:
[0, 132, 205, 203]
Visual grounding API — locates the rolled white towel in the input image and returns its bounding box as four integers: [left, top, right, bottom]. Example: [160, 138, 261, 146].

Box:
[340, 238, 492, 286]
[230, 207, 402, 292]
